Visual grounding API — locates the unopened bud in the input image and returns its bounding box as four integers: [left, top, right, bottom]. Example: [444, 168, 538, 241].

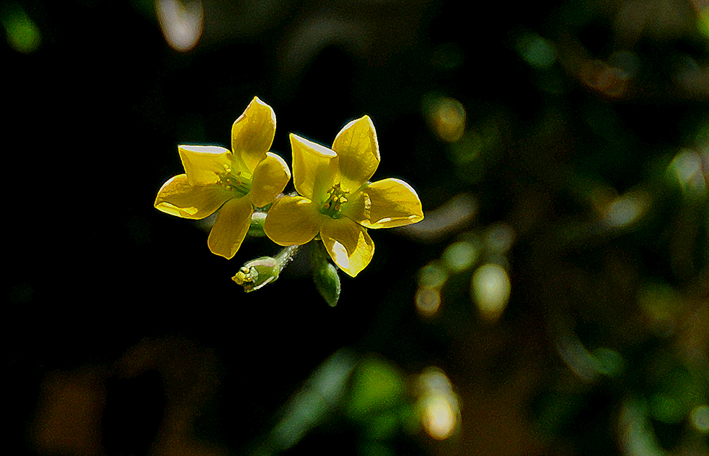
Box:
[314, 261, 341, 307]
[232, 245, 300, 293]
[232, 256, 279, 292]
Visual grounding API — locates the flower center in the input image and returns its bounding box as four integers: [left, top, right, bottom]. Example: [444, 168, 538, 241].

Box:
[321, 183, 349, 218]
[218, 164, 250, 196]
[233, 266, 256, 286]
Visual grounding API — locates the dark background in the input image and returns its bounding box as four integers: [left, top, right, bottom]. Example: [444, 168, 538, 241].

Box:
[5, 1, 708, 455]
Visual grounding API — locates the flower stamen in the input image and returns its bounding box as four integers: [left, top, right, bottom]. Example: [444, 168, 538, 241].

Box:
[218, 165, 251, 195]
[232, 266, 256, 285]
[322, 183, 349, 218]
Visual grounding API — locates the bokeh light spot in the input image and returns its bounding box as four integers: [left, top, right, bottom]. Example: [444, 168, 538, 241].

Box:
[690, 405, 709, 433]
[415, 368, 459, 441]
[156, 0, 203, 52]
[417, 262, 448, 288]
[667, 148, 707, 197]
[416, 262, 448, 318]
[603, 190, 650, 228]
[441, 240, 478, 273]
[415, 287, 441, 318]
[424, 95, 466, 143]
[471, 263, 511, 322]
[483, 223, 515, 254]
[422, 395, 457, 440]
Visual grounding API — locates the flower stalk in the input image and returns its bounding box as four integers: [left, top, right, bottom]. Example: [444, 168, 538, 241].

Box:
[248, 211, 267, 237]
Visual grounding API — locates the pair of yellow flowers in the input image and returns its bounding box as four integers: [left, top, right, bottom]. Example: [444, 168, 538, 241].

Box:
[154, 97, 424, 277]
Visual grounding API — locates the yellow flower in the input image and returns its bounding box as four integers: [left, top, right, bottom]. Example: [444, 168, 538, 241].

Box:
[263, 116, 424, 277]
[154, 97, 291, 259]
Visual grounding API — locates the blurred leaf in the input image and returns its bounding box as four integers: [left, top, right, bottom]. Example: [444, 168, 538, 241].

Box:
[1, 3, 41, 53]
[345, 357, 406, 422]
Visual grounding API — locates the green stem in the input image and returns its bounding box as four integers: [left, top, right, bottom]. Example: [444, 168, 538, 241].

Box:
[310, 239, 328, 265]
[275, 244, 300, 272]
[248, 211, 267, 237]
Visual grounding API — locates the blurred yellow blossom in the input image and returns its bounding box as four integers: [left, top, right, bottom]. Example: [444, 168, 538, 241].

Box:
[263, 116, 423, 277]
[154, 97, 291, 259]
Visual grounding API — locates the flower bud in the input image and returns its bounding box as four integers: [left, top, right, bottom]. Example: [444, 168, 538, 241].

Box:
[232, 256, 279, 292]
[232, 245, 300, 293]
[314, 261, 341, 307]
[310, 242, 341, 306]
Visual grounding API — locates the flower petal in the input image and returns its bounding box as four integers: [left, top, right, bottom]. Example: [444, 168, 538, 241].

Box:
[290, 134, 340, 202]
[178, 145, 234, 185]
[344, 178, 424, 228]
[331, 115, 380, 192]
[231, 96, 276, 173]
[263, 195, 323, 246]
[320, 217, 374, 277]
[207, 196, 253, 259]
[154, 174, 232, 219]
[250, 152, 291, 208]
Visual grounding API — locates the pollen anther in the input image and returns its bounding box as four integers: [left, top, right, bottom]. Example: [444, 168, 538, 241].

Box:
[322, 183, 349, 218]
[218, 167, 250, 195]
